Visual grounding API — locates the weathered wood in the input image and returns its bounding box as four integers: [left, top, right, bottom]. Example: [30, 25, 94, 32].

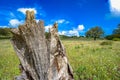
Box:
[11, 11, 74, 80]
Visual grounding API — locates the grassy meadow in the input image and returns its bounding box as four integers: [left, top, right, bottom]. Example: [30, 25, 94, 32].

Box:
[0, 39, 120, 80]
[0, 39, 20, 80]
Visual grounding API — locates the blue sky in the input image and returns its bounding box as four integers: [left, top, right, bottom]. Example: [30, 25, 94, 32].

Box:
[0, 0, 120, 36]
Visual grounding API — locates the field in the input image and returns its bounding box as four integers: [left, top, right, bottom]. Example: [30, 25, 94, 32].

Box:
[0, 39, 120, 80]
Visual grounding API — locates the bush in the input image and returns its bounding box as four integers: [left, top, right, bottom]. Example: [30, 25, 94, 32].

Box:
[100, 41, 113, 45]
[105, 34, 120, 40]
[105, 35, 113, 40]
[0, 28, 12, 36]
[112, 38, 120, 41]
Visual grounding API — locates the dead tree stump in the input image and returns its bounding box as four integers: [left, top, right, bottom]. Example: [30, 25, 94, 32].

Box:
[11, 11, 74, 80]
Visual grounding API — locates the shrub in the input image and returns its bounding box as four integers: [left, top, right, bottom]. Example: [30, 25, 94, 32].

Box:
[112, 38, 120, 41]
[100, 41, 113, 45]
[0, 28, 12, 36]
[105, 34, 120, 40]
[105, 35, 113, 40]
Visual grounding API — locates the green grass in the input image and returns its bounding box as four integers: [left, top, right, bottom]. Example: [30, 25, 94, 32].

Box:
[63, 40, 120, 80]
[0, 39, 20, 80]
[0, 39, 120, 80]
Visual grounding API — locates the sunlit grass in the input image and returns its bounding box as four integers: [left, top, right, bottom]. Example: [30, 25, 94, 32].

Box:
[0, 39, 120, 80]
[63, 40, 120, 80]
[0, 39, 20, 80]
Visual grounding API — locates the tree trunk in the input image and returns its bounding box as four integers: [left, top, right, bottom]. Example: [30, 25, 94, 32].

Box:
[11, 11, 74, 80]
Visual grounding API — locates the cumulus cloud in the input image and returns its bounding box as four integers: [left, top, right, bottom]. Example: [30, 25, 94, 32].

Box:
[17, 8, 37, 14]
[69, 30, 79, 37]
[59, 24, 85, 37]
[77, 25, 85, 31]
[59, 31, 67, 35]
[45, 24, 80, 37]
[45, 24, 53, 32]
[59, 30, 79, 37]
[109, 0, 120, 16]
[9, 19, 23, 27]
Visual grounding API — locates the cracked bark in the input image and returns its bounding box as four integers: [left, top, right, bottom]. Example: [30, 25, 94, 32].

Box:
[11, 11, 74, 80]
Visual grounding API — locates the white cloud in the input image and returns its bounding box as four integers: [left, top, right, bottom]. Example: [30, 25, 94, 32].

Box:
[77, 25, 84, 31]
[9, 19, 23, 27]
[45, 23, 84, 37]
[56, 19, 65, 24]
[59, 31, 67, 35]
[36, 19, 40, 23]
[45, 24, 53, 32]
[60, 24, 85, 36]
[109, 0, 120, 16]
[17, 8, 37, 14]
[59, 30, 79, 37]
[69, 30, 79, 37]
[58, 24, 85, 37]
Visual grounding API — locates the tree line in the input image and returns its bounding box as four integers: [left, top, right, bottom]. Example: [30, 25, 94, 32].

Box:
[0, 28, 12, 39]
[0, 24, 120, 40]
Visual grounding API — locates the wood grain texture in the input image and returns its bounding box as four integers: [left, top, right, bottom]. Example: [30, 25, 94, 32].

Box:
[11, 11, 74, 80]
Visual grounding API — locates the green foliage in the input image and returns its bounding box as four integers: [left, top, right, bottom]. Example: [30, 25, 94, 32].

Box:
[106, 24, 120, 41]
[106, 33, 120, 41]
[0, 28, 12, 36]
[112, 38, 120, 41]
[105, 35, 114, 40]
[100, 41, 113, 45]
[85, 26, 104, 40]
[113, 24, 120, 34]
[0, 28, 12, 39]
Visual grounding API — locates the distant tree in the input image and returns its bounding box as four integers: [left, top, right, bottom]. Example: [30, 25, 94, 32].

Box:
[113, 24, 120, 35]
[105, 24, 120, 41]
[85, 26, 104, 40]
